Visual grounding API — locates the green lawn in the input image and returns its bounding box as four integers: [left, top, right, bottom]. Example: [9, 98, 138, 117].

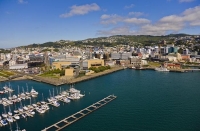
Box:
[148, 62, 161, 67]
[39, 73, 60, 78]
[0, 71, 15, 77]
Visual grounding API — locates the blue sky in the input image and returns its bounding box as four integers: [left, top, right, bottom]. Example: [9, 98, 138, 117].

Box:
[0, 0, 200, 48]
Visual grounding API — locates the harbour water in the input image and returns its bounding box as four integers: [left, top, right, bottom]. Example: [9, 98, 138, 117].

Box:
[0, 69, 200, 131]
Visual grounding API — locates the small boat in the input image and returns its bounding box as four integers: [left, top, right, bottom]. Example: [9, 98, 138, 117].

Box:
[13, 115, 20, 120]
[13, 95, 18, 99]
[7, 116, 14, 122]
[29, 110, 35, 115]
[2, 106, 8, 118]
[14, 110, 19, 114]
[25, 84, 30, 95]
[47, 98, 52, 103]
[79, 94, 85, 97]
[14, 104, 19, 113]
[30, 87, 38, 95]
[155, 66, 169, 72]
[2, 113, 7, 118]
[18, 107, 23, 112]
[7, 100, 13, 105]
[23, 105, 29, 111]
[21, 113, 27, 118]
[32, 104, 37, 107]
[63, 97, 71, 103]
[53, 101, 60, 107]
[0, 119, 8, 126]
[8, 106, 12, 116]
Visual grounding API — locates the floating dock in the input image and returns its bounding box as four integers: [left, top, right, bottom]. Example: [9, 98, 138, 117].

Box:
[42, 95, 117, 131]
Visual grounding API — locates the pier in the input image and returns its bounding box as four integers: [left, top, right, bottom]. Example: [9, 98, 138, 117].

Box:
[42, 95, 117, 131]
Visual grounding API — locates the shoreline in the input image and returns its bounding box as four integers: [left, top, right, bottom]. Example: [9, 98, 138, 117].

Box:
[0, 66, 124, 86]
[69, 66, 124, 84]
[1, 66, 198, 85]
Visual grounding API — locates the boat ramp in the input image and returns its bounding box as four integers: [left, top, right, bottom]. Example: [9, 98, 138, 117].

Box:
[42, 95, 117, 131]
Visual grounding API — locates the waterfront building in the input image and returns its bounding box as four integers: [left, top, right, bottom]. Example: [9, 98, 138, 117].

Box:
[129, 56, 141, 66]
[111, 52, 121, 60]
[65, 68, 76, 77]
[82, 59, 104, 70]
[103, 53, 110, 60]
[52, 61, 72, 70]
[181, 55, 190, 61]
[121, 52, 132, 60]
[165, 63, 181, 69]
[9, 63, 28, 70]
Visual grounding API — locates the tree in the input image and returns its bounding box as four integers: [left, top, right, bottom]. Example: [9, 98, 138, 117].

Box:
[53, 48, 59, 52]
[178, 48, 183, 54]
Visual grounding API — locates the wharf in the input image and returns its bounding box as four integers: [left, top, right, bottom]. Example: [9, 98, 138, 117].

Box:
[6, 67, 124, 86]
[69, 66, 124, 84]
[140, 67, 186, 72]
[42, 95, 117, 131]
[144, 67, 200, 72]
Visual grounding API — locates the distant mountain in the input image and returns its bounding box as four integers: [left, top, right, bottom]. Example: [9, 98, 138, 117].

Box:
[167, 33, 191, 37]
[18, 34, 196, 48]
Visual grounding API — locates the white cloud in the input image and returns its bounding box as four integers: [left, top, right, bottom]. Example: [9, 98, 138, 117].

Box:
[60, 3, 100, 18]
[98, 5, 200, 36]
[124, 4, 134, 9]
[182, 6, 200, 25]
[100, 14, 150, 25]
[100, 14, 123, 24]
[101, 14, 111, 19]
[124, 18, 150, 24]
[128, 12, 144, 17]
[97, 26, 135, 36]
[18, 0, 28, 4]
[179, 0, 195, 3]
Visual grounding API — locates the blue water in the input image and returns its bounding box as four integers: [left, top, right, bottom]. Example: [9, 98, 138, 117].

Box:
[0, 70, 200, 131]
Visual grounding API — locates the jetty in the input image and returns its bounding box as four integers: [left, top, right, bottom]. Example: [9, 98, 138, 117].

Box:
[42, 95, 117, 131]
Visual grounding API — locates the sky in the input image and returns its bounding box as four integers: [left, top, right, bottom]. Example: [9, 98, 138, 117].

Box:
[0, 0, 200, 48]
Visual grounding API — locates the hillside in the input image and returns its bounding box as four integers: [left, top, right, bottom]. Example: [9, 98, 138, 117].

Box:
[19, 34, 192, 48]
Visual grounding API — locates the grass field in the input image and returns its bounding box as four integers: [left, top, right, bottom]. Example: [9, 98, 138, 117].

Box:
[0, 71, 15, 77]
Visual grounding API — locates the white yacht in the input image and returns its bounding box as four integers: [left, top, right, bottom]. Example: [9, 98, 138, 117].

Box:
[62, 97, 71, 103]
[0, 119, 8, 126]
[53, 101, 60, 107]
[2, 113, 7, 118]
[30, 87, 38, 95]
[13, 115, 20, 120]
[155, 66, 169, 72]
[8, 106, 12, 116]
[14, 109, 19, 114]
[2, 106, 8, 118]
[7, 116, 14, 122]
[23, 106, 29, 111]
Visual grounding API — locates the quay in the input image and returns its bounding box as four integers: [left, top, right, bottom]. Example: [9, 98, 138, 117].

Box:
[42, 95, 117, 131]
[4, 67, 124, 86]
[69, 66, 124, 84]
[143, 67, 200, 72]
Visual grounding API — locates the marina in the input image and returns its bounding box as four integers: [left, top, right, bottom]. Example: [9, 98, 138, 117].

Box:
[0, 83, 84, 129]
[42, 95, 117, 131]
[0, 70, 200, 131]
